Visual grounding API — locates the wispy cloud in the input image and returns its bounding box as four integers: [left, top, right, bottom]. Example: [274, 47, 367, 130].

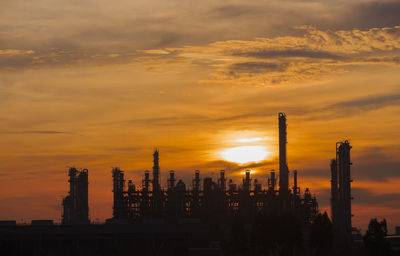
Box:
[138, 25, 400, 86]
[0, 130, 73, 135]
[0, 49, 34, 56]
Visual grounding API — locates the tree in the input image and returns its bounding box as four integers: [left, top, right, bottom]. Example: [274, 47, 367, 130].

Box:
[363, 218, 390, 256]
[309, 212, 333, 256]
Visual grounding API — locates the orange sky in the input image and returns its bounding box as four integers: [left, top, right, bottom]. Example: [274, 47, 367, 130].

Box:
[0, 0, 399, 233]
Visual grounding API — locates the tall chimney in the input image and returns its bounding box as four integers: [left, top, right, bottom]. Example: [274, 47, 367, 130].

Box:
[330, 159, 338, 226]
[193, 170, 200, 191]
[278, 112, 289, 194]
[336, 140, 352, 247]
[243, 170, 251, 191]
[219, 170, 226, 191]
[293, 170, 298, 196]
[168, 170, 175, 189]
[152, 149, 160, 192]
[268, 170, 276, 191]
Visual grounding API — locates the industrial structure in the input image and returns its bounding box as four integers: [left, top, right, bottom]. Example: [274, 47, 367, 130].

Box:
[2, 113, 366, 255]
[58, 112, 320, 228]
[109, 113, 318, 224]
[62, 168, 89, 225]
[331, 140, 353, 254]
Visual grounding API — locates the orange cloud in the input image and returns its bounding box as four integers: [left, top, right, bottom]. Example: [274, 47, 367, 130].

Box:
[0, 49, 34, 55]
[137, 26, 400, 86]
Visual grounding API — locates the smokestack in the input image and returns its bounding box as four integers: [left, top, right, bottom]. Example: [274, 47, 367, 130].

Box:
[278, 112, 289, 194]
[219, 170, 226, 191]
[168, 170, 175, 189]
[152, 149, 160, 192]
[330, 159, 338, 225]
[193, 170, 200, 191]
[77, 169, 88, 221]
[268, 170, 276, 191]
[293, 170, 298, 195]
[243, 170, 251, 190]
[143, 170, 150, 191]
[336, 140, 352, 246]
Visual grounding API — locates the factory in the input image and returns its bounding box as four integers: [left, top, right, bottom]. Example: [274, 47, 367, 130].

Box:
[0, 112, 358, 256]
[61, 168, 89, 225]
[61, 113, 319, 226]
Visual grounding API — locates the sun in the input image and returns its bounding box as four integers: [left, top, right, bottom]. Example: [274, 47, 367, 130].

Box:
[220, 145, 270, 164]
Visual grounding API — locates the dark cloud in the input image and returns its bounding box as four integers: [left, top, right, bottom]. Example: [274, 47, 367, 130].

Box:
[314, 92, 400, 121]
[351, 1, 400, 29]
[228, 62, 288, 74]
[331, 94, 400, 110]
[106, 90, 400, 132]
[292, 92, 400, 121]
[114, 111, 274, 130]
[353, 188, 400, 209]
[299, 168, 330, 179]
[211, 4, 255, 18]
[292, 146, 400, 182]
[352, 148, 400, 181]
[311, 187, 400, 211]
[233, 49, 341, 60]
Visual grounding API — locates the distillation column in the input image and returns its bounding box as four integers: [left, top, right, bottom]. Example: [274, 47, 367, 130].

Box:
[112, 167, 128, 219]
[330, 159, 338, 228]
[293, 170, 298, 196]
[278, 112, 289, 197]
[62, 168, 89, 224]
[152, 149, 160, 192]
[337, 141, 353, 247]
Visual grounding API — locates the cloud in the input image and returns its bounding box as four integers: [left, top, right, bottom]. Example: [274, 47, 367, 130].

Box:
[136, 25, 400, 86]
[329, 93, 400, 111]
[352, 148, 400, 181]
[227, 62, 289, 75]
[313, 187, 400, 212]
[0, 130, 72, 134]
[2, 0, 400, 71]
[353, 188, 400, 209]
[0, 49, 34, 56]
[350, 0, 400, 29]
[232, 49, 341, 60]
[295, 92, 400, 121]
[211, 4, 256, 18]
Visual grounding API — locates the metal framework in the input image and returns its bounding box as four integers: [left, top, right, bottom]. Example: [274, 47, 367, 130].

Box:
[109, 113, 318, 224]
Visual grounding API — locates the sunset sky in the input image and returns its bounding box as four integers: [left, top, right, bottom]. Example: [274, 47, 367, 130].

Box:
[1, 0, 400, 232]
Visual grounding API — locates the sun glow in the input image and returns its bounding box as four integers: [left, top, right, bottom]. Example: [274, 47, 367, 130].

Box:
[220, 146, 270, 164]
[233, 137, 265, 143]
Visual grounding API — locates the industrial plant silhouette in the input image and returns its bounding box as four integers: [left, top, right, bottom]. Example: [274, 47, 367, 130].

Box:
[0, 113, 396, 256]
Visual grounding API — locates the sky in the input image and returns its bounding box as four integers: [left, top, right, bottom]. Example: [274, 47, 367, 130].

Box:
[0, 0, 400, 232]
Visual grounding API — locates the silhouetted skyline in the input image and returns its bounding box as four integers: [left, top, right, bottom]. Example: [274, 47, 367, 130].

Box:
[1, 0, 400, 235]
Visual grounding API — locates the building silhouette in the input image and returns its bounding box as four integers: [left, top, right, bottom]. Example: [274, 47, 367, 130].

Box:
[62, 167, 89, 225]
[331, 140, 353, 255]
[2, 112, 361, 256]
[279, 112, 290, 200]
[108, 113, 318, 224]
